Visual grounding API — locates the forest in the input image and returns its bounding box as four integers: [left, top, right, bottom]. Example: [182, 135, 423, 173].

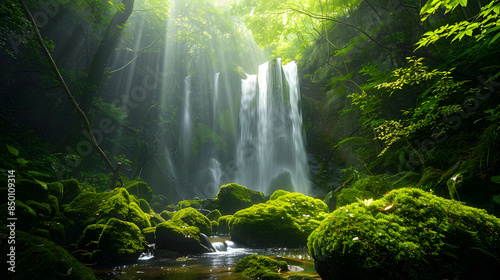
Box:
[1, 0, 500, 279]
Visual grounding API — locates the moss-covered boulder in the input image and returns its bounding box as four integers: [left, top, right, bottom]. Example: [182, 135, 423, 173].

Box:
[308, 188, 500, 280]
[160, 210, 174, 221]
[336, 174, 393, 208]
[171, 207, 212, 236]
[212, 183, 267, 215]
[177, 199, 203, 209]
[268, 191, 329, 237]
[25, 200, 51, 217]
[60, 179, 82, 205]
[138, 198, 153, 214]
[16, 179, 49, 202]
[47, 181, 63, 205]
[230, 204, 304, 247]
[155, 221, 212, 254]
[217, 215, 233, 234]
[235, 254, 289, 280]
[2, 230, 97, 280]
[125, 180, 153, 202]
[206, 209, 222, 221]
[47, 195, 59, 216]
[151, 194, 170, 212]
[78, 218, 144, 264]
[63, 188, 150, 230]
[142, 226, 156, 243]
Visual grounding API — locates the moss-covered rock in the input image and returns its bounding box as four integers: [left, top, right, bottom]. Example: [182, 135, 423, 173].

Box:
[78, 218, 144, 264]
[60, 179, 82, 205]
[217, 215, 233, 235]
[47, 195, 59, 216]
[171, 207, 212, 236]
[142, 226, 156, 243]
[269, 189, 291, 200]
[151, 194, 170, 212]
[235, 254, 289, 280]
[24, 200, 51, 217]
[213, 183, 267, 215]
[206, 209, 222, 221]
[138, 198, 153, 214]
[125, 180, 153, 202]
[47, 181, 63, 205]
[16, 179, 49, 202]
[155, 221, 212, 254]
[230, 204, 304, 248]
[308, 188, 500, 280]
[2, 230, 96, 280]
[177, 199, 203, 210]
[336, 174, 393, 208]
[63, 188, 150, 231]
[267, 192, 329, 237]
[160, 210, 174, 221]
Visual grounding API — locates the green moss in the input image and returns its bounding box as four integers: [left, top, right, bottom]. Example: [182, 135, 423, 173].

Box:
[268, 192, 329, 237]
[217, 215, 233, 234]
[49, 220, 66, 244]
[63, 188, 150, 231]
[142, 226, 156, 243]
[5, 200, 36, 231]
[215, 183, 266, 215]
[25, 200, 51, 217]
[78, 218, 144, 264]
[17, 179, 49, 202]
[230, 204, 305, 247]
[47, 195, 59, 216]
[206, 209, 222, 221]
[172, 207, 212, 236]
[125, 180, 153, 202]
[60, 179, 82, 205]
[308, 188, 500, 280]
[32, 228, 51, 239]
[47, 181, 63, 205]
[160, 210, 174, 221]
[177, 199, 203, 210]
[2, 230, 96, 280]
[138, 198, 153, 214]
[336, 174, 393, 208]
[155, 221, 211, 254]
[235, 254, 288, 280]
[269, 190, 291, 200]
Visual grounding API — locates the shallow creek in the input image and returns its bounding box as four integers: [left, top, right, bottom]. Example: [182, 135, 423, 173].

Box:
[93, 236, 321, 280]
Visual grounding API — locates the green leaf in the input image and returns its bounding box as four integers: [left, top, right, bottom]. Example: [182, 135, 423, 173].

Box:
[33, 178, 48, 190]
[459, 0, 467, 7]
[6, 145, 19, 156]
[492, 175, 500, 184]
[27, 170, 51, 178]
[488, 31, 500, 46]
[16, 158, 29, 165]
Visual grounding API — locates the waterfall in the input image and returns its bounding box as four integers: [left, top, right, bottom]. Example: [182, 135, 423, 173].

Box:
[236, 59, 310, 195]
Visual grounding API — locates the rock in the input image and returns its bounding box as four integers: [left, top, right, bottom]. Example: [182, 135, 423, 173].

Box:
[171, 207, 212, 236]
[151, 194, 170, 212]
[269, 189, 290, 200]
[155, 221, 212, 254]
[2, 229, 97, 280]
[47, 181, 63, 205]
[308, 188, 500, 280]
[0, 200, 36, 231]
[267, 191, 329, 238]
[25, 200, 51, 217]
[235, 254, 288, 280]
[230, 204, 304, 248]
[268, 171, 294, 194]
[177, 199, 203, 210]
[216, 215, 232, 234]
[212, 183, 267, 215]
[125, 181, 153, 202]
[63, 188, 150, 232]
[78, 218, 144, 265]
[138, 198, 153, 214]
[60, 179, 82, 205]
[160, 210, 174, 221]
[142, 226, 156, 243]
[206, 209, 222, 221]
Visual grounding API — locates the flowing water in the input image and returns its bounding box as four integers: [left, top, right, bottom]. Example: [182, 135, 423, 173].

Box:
[93, 237, 320, 280]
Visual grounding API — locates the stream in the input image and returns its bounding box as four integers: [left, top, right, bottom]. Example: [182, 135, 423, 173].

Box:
[92, 236, 321, 280]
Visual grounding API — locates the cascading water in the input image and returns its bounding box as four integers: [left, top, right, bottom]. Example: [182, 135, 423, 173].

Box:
[236, 59, 310, 195]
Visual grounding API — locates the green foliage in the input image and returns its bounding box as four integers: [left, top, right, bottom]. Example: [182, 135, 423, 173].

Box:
[308, 188, 500, 280]
[235, 254, 289, 280]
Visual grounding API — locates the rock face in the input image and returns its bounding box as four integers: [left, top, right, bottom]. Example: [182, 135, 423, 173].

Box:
[308, 188, 500, 280]
[230, 191, 329, 248]
[78, 218, 144, 264]
[3, 230, 97, 280]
